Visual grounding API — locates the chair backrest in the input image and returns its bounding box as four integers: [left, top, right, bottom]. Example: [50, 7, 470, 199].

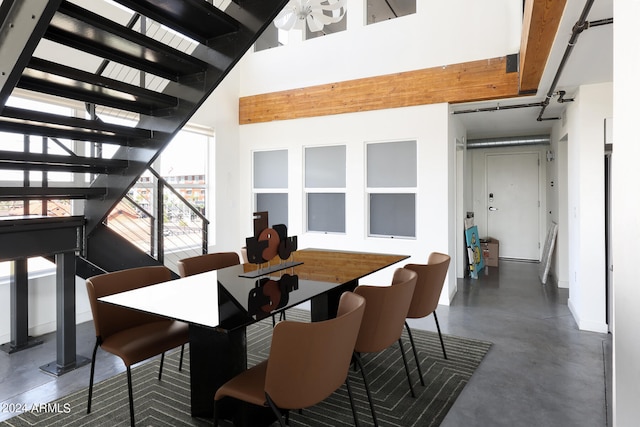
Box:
[86, 265, 172, 341]
[264, 291, 365, 409]
[404, 252, 451, 319]
[177, 252, 240, 277]
[353, 267, 417, 353]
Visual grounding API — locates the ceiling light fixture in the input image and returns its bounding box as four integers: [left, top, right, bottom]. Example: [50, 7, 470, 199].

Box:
[274, 0, 347, 33]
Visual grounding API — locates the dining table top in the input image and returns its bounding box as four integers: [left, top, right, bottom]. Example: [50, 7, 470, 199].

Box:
[99, 248, 409, 331]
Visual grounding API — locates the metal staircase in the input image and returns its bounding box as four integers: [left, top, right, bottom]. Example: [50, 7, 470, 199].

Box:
[0, 0, 288, 275]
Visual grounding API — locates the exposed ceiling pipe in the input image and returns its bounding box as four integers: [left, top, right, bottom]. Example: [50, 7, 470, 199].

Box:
[453, 101, 544, 115]
[537, 0, 595, 121]
[453, 5, 612, 119]
[467, 134, 550, 149]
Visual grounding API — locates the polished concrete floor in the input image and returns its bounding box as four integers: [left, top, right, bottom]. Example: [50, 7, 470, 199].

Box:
[0, 260, 611, 426]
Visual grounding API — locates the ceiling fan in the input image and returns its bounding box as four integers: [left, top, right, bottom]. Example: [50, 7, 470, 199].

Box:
[274, 0, 347, 33]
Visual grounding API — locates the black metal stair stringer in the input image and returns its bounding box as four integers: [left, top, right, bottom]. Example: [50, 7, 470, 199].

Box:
[83, 225, 165, 273]
[0, 0, 64, 111]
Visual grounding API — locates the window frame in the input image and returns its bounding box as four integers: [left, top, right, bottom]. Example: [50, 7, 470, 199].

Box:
[252, 149, 289, 228]
[304, 144, 347, 234]
[365, 140, 418, 239]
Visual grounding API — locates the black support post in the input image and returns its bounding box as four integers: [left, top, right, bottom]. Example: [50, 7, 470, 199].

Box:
[0, 259, 43, 353]
[40, 251, 90, 376]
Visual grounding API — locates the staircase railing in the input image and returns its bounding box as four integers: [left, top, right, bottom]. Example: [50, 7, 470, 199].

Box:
[105, 167, 209, 273]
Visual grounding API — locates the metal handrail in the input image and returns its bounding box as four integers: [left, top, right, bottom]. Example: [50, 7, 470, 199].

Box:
[106, 166, 209, 269]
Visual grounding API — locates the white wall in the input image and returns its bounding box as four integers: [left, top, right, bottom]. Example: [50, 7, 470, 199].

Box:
[449, 114, 468, 279]
[0, 272, 91, 345]
[240, 0, 522, 95]
[236, 103, 458, 303]
[565, 82, 611, 334]
[548, 124, 569, 289]
[612, 1, 640, 424]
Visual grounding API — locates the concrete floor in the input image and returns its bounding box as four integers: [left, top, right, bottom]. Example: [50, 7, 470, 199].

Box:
[413, 260, 611, 427]
[0, 260, 611, 426]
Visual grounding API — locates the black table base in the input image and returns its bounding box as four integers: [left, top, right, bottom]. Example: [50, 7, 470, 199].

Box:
[189, 325, 247, 419]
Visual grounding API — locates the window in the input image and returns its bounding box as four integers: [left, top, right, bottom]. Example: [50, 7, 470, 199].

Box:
[254, 23, 290, 51]
[305, 10, 347, 40]
[130, 127, 211, 221]
[305, 145, 346, 233]
[255, 1, 347, 50]
[0, 97, 78, 217]
[2, 97, 75, 184]
[253, 150, 288, 227]
[366, 140, 417, 238]
[366, 0, 416, 25]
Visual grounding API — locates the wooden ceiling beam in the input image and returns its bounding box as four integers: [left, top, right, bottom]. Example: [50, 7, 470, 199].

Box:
[519, 0, 568, 93]
[239, 56, 520, 124]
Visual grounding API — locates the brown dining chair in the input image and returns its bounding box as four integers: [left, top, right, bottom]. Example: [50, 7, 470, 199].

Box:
[177, 251, 240, 277]
[85, 265, 189, 426]
[352, 267, 418, 426]
[213, 291, 366, 427]
[176, 251, 240, 356]
[404, 252, 451, 385]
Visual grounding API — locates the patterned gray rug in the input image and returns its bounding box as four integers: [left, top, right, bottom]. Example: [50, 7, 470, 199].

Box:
[1, 309, 491, 427]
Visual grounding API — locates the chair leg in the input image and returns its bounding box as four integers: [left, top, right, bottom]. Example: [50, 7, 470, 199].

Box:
[179, 344, 185, 371]
[405, 321, 425, 386]
[213, 399, 220, 427]
[126, 366, 135, 426]
[345, 377, 360, 427]
[86, 340, 100, 414]
[398, 338, 416, 398]
[272, 310, 287, 327]
[353, 353, 378, 427]
[158, 352, 165, 381]
[433, 311, 448, 360]
[265, 393, 287, 427]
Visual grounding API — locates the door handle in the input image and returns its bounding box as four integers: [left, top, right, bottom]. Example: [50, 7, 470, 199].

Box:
[489, 207, 498, 211]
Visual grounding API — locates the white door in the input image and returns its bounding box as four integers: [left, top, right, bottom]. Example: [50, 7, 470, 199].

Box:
[486, 152, 540, 260]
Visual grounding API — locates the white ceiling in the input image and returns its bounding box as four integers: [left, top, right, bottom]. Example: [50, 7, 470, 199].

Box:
[452, 0, 613, 140]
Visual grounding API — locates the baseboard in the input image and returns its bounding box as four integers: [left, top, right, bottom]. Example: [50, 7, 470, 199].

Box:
[0, 310, 93, 347]
[445, 282, 457, 306]
[568, 298, 608, 333]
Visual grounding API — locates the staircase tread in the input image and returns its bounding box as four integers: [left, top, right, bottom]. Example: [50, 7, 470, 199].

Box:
[112, 0, 239, 45]
[0, 187, 107, 199]
[19, 58, 179, 115]
[0, 107, 152, 138]
[47, 1, 208, 82]
[0, 150, 130, 173]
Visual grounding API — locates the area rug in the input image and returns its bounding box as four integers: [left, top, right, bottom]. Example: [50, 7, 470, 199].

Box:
[1, 309, 491, 427]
